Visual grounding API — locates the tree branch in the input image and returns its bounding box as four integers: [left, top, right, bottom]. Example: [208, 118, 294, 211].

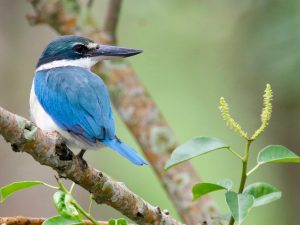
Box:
[102, 0, 122, 44]
[25, 0, 221, 224]
[0, 106, 181, 225]
[0, 216, 124, 225]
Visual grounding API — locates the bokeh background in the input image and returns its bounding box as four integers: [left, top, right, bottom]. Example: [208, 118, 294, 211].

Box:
[0, 1, 300, 224]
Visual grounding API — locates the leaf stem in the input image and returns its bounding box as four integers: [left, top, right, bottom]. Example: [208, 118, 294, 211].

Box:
[227, 147, 243, 161]
[43, 183, 59, 190]
[89, 194, 94, 215]
[228, 140, 252, 225]
[55, 177, 68, 193]
[247, 164, 260, 176]
[69, 182, 75, 193]
[72, 200, 102, 225]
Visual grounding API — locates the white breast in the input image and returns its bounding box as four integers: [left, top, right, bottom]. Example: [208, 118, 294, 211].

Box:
[30, 81, 59, 132]
[30, 81, 99, 150]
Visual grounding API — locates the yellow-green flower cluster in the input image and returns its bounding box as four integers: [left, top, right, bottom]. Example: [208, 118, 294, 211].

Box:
[251, 84, 273, 140]
[219, 97, 248, 139]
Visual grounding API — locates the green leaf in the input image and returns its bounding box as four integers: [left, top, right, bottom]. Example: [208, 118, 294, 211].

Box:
[192, 179, 233, 200]
[0, 181, 45, 203]
[42, 216, 83, 225]
[164, 137, 228, 170]
[258, 145, 300, 164]
[53, 191, 81, 220]
[225, 191, 254, 225]
[109, 218, 128, 225]
[244, 182, 281, 207]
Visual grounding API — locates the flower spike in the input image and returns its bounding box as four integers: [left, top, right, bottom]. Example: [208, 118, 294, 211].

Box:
[219, 97, 248, 139]
[251, 84, 273, 140]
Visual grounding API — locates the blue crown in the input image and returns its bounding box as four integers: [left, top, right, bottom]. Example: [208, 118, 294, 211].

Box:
[36, 35, 94, 68]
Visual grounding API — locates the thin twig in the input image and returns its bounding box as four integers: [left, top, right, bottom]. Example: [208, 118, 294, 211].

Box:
[0, 216, 129, 225]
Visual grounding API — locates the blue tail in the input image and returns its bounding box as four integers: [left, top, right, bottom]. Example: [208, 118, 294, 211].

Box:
[103, 139, 148, 166]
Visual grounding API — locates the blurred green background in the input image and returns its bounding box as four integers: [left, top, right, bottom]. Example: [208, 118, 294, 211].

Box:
[0, 1, 299, 224]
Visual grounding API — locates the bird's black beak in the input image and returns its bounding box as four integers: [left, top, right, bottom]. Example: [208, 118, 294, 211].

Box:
[90, 45, 143, 59]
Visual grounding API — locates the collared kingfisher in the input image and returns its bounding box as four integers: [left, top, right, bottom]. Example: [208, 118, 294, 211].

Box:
[30, 35, 147, 166]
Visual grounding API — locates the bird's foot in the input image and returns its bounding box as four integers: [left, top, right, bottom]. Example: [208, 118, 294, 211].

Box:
[77, 149, 88, 169]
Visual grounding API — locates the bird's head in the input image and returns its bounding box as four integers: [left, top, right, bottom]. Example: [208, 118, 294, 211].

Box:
[36, 35, 142, 71]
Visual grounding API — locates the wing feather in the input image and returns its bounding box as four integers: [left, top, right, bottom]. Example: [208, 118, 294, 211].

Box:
[34, 66, 115, 144]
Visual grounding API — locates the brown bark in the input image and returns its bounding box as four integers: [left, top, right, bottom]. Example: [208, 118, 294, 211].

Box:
[0, 216, 119, 225]
[102, 0, 122, 44]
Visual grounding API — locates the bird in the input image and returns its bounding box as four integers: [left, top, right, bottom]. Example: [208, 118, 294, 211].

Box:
[30, 35, 148, 166]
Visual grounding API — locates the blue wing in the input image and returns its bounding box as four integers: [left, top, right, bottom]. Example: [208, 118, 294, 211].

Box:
[34, 66, 115, 144]
[34, 66, 148, 166]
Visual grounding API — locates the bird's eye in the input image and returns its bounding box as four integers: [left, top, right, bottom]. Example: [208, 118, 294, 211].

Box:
[73, 44, 88, 54]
